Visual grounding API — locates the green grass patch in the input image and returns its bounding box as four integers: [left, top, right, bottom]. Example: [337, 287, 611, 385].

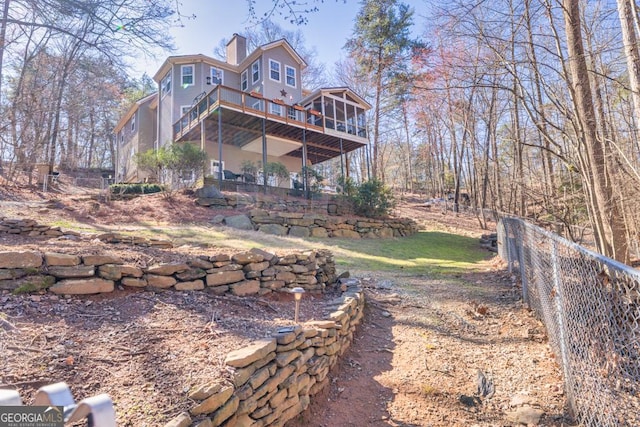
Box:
[48, 220, 490, 276]
[327, 231, 492, 275]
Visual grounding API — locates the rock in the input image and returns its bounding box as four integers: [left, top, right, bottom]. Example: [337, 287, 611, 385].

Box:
[232, 252, 264, 265]
[224, 214, 254, 230]
[230, 280, 260, 296]
[288, 226, 310, 238]
[120, 265, 143, 277]
[50, 278, 114, 295]
[310, 227, 329, 238]
[191, 386, 234, 416]
[210, 214, 225, 224]
[206, 270, 245, 287]
[175, 268, 206, 281]
[175, 280, 205, 291]
[506, 406, 545, 425]
[0, 269, 27, 281]
[82, 255, 123, 266]
[243, 261, 269, 273]
[258, 224, 288, 236]
[44, 253, 80, 266]
[188, 382, 223, 400]
[48, 265, 95, 278]
[193, 419, 213, 427]
[163, 412, 191, 427]
[146, 263, 189, 276]
[1, 275, 55, 292]
[0, 251, 43, 269]
[378, 227, 394, 238]
[250, 248, 276, 262]
[145, 274, 177, 288]
[98, 265, 122, 281]
[189, 258, 214, 270]
[332, 229, 361, 239]
[195, 185, 224, 199]
[210, 395, 239, 426]
[510, 393, 536, 407]
[225, 339, 277, 368]
[121, 277, 147, 287]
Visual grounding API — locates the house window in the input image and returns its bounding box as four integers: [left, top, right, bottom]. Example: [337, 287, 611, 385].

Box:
[130, 114, 135, 131]
[269, 59, 280, 82]
[180, 105, 191, 127]
[161, 71, 171, 98]
[241, 70, 248, 91]
[181, 65, 194, 87]
[120, 133, 124, 145]
[285, 65, 296, 88]
[270, 103, 282, 116]
[252, 60, 260, 83]
[210, 67, 224, 85]
[210, 159, 225, 176]
[287, 106, 297, 121]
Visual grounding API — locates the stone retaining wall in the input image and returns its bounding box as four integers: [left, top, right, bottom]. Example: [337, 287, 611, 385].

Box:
[0, 218, 174, 248]
[217, 209, 417, 239]
[0, 248, 337, 296]
[165, 278, 364, 427]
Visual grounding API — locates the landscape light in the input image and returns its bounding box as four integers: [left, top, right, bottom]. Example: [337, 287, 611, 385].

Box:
[291, 287, 305, 323]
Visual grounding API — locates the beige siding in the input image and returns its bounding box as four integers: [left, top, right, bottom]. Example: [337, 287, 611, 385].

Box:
[262, 46, 302, 103]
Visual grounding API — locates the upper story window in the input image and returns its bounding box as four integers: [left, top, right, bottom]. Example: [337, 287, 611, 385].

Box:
[285, 65, 296, 88]
[181, 65, 194, 87]
[119, 133, 124, 145]
[252, 60, 260, 84]
[241, 70, 248, 91]
[210, 67, 224, 85]
[161, 71, 171, 98]
[269, 59, 280, 82]
[130, 114, 135, 131]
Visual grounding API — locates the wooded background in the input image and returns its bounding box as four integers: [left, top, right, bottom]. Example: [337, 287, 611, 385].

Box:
[1, 0, 639, 263]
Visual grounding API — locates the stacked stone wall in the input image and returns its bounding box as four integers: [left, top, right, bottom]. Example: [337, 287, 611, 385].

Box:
[165, 279, 364, 427]
[0, 218, 173, 248]
[218, 209, 418, 239]
[0, 248, 336, 296]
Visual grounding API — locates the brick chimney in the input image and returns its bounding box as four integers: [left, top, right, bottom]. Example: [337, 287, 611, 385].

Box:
[226, 34, 247, 65]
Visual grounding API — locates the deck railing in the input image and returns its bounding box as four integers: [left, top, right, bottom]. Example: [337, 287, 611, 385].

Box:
[172, 85, 367, 141]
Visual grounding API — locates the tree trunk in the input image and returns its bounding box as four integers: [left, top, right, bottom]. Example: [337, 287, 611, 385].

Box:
[617, 0, 640, 130]
[562, 0, 629, 263]
[0, 0, 10, 105]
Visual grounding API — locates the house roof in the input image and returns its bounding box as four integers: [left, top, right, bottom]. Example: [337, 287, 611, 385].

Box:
[152, 54, 233, 82]
[257, 39, 307, 69]
[300, 87, 372, 109]
[152, 38, 308, 83]
[113, 93, 157, 133]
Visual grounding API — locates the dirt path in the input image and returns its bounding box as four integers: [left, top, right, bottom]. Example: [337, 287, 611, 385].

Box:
[287, 264, 573, 427]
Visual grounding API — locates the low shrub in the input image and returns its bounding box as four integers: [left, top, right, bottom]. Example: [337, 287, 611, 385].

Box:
[336, 178, 395, 218]
[109, 183, 164, 195]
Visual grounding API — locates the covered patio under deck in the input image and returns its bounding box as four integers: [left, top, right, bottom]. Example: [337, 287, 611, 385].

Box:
[173, 85, 370, 192]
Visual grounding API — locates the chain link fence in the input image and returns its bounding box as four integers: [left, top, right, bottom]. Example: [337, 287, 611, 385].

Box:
[498, 218, 640, 426]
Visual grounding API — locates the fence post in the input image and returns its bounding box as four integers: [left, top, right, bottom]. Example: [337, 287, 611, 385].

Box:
[519, 222, 530, 308]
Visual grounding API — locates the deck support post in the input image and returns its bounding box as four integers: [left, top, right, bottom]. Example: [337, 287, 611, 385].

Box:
[262, 118, 267, 194]
[339, 138, 345, 187]
[217, 108, 223, 188]
[302, 129, 309, 199]
[365, 141, 371, 181]
[200, 120, 206, 179]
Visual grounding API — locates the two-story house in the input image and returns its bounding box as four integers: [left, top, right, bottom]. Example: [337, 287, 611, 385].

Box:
[114, 34, 371, 189]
